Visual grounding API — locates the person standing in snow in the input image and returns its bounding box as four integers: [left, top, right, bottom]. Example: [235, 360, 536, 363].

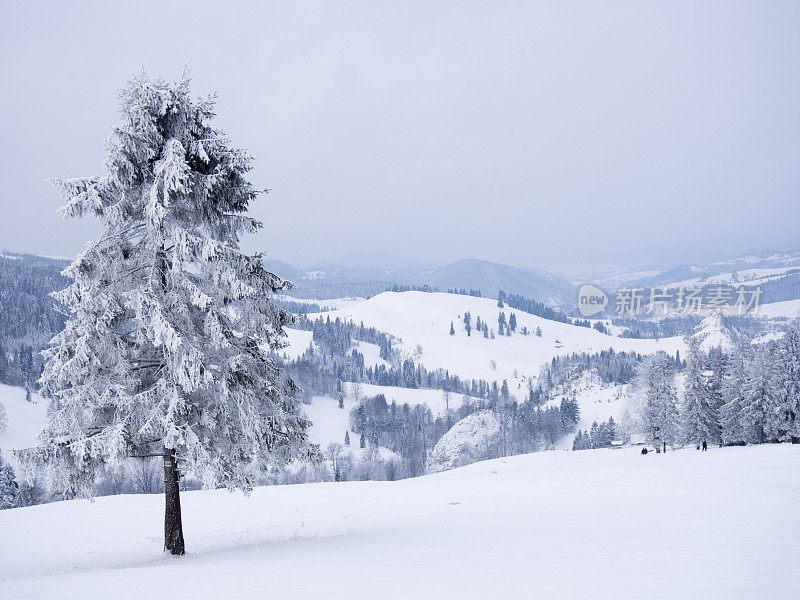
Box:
[702, 440, 708, 451]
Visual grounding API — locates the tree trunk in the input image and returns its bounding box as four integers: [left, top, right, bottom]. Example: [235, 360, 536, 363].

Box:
[163, 447, 185, 555]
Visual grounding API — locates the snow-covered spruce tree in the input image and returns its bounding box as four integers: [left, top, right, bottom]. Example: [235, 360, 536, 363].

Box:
[681, 337, 720, 446]
[25, 72, 313, 554]
[739, 346, 775, 444]
[720, 336, 752, 445]
[770, 323, 800, 442]
[634, 352, 680, 451]
[0, 450, 18, 509]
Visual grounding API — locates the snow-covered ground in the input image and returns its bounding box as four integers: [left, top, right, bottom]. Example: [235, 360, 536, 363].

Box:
[1, 444, 797, 599]
[758, 299, 800, 319]
[279, 327, 313, 360]
[0, 384, 47, 462]
[308, 292, 685, 396]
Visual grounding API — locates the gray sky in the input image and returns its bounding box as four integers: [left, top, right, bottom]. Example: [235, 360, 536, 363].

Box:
[1, 1, 798, 270]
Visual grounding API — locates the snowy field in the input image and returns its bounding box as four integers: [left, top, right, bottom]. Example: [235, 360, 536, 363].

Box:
[1, 444, 798, 599]
[758, 298, 800, 319]
[0, 384, 47, 467]
[307, 292, 686, 393]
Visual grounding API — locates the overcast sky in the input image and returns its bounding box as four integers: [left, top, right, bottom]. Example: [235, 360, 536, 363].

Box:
[1, 1, 798, 270]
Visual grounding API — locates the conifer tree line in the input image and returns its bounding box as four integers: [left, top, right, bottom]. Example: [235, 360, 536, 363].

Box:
[341, 390, 580, 480]
[540, 349, 650, 390]
[673, 326, 800, 446]
[273, 298, 330, 314]
[0, 256, 68, 388]
[613, 312, 765, 340]
[572, 417, 618, 450]
[498, 290, 574, 324]
[568, 325, 800, 450]
[283, 328, 518, 405]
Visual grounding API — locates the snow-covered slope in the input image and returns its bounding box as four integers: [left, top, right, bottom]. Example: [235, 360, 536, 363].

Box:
[309, 291, 685, 396]
[1, 444, 797, 599]
[547, 372, 629, 450]
[427, 410, 500, 473]
[691, 313, 735, 352]
[279, 327, 313, 360]
[758, 299, 800, 319]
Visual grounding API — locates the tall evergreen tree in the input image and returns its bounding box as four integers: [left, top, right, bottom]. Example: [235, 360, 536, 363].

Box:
[26, 72, 312, 554]
[720, 337, 751, 445]
[740, 347, 774, 444]
[0, 450, 18, 509]
[635, 352, 680, 450]
[707, 348, 727, 440]
[770, 324, 800, 442]
[681, 337, 719, 445]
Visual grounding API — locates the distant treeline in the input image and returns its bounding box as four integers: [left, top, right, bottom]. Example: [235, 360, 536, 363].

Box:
[0, 257, 68, 388]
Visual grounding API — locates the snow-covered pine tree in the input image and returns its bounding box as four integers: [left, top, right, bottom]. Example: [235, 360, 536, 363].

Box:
[740, 346, 774, 444]
[635, 352, 680, 451]
[0, 450, 18, 509]
[770, 323, 800, 442]
[25, 72, 313, 554]
[707, 347, 727, 436]
[720, 336, 751, 445]
[681, 337, 719, 446]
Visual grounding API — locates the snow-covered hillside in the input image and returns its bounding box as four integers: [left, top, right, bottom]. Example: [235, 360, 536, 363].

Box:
[308, 291, 685, 396]
[427, 410, 501, 473]
[1, 444, 797, 599]
[759, 299, 800, 319]
[691, 313, 736, 352]
[303, 383, 482, 450]
[546, 372, 629, 450]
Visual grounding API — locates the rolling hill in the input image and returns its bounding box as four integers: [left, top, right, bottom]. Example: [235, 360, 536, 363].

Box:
[305, 291, 685, 393]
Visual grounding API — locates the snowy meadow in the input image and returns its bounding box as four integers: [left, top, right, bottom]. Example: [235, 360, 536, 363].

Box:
[2, 445, 798, 599]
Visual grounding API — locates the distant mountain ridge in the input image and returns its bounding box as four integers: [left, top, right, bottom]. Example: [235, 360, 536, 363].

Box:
[264, 257, 576, 306]
[553, 249, 800, 303]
